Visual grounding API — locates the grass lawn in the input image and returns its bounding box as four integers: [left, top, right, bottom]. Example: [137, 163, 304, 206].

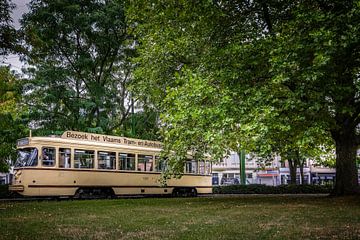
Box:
[0, 195, 359, 240]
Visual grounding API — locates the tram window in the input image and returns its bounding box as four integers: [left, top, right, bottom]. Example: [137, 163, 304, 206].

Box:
[119, 153, 135, 170]
[205, 161, 212, 175]
[16, 148, 38, 167]
[155, 156, 167, 172]
[59, 148, 71, 168]
[42, 147, 56, 167]
[185, 160, 198, 174]
[138, 155, 153, 172]
[98, 151, 116, 169]
[199, 161, 205, 175]
[74, 150, 94, 169]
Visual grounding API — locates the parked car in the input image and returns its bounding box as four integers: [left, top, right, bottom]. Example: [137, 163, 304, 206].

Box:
[221, 177, 240, 185]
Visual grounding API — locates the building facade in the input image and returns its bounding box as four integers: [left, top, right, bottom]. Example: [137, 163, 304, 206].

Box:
[212, 152, 359, 186]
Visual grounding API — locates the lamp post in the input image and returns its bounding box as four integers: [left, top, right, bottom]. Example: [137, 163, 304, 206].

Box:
[131, 96, 135, 136]
[239, 150, 246, 185]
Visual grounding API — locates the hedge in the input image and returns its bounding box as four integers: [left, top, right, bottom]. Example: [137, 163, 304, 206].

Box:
[0, 184, 12, 198]
[0, 184, 332, 198]
[213, 184, 332, 194]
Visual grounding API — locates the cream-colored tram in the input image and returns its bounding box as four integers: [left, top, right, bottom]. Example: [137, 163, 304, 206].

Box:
[9, 131, 212, 198]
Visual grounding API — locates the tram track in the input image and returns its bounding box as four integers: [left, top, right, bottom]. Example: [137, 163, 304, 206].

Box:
[0, 197, 56, 202]
[0, 196, 143, 202]
[0, 194, 192, 202]
[0, 193, 328, 202]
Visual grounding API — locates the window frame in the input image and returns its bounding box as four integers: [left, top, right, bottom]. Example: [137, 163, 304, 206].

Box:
[41, 147, 56, 167]
[15, 147, 38, 167]
[74, 149, 95, 169]
[59, 148, 71, 169]
[118, 152, 136, 171]
[137, 154, 154, 172]
[97, 151, 116, 170]
[185, 160, 198, 174]
[155, 156, 167, 172]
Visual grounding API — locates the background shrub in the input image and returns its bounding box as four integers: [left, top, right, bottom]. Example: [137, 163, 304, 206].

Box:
[213, 184, 332, 194]
[0, 184, 11, 198]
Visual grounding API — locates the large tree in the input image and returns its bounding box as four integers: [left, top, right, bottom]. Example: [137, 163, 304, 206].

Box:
[0, 67, 28, 172]
[270, 1, 360, 194]
[0, 0, 18, 56]
[0, 0, 27, 172]
[129, 0, 360, 195]
[21, 0, 135, 135]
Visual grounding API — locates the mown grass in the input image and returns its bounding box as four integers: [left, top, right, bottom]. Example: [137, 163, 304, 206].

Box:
[0, 195, 359, 240]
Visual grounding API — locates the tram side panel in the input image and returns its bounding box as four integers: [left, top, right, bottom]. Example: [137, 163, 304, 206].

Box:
[12, 168, 212, 197]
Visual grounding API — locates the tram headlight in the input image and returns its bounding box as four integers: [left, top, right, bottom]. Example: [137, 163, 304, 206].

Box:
[14, 170, 22, 181]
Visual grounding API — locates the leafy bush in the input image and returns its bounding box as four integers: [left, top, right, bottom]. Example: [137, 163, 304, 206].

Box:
[213, 184, 332, 194]
[0, 184, 12, 198]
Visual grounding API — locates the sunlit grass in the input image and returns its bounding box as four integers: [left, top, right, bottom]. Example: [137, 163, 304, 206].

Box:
[0, 195, 359, 240]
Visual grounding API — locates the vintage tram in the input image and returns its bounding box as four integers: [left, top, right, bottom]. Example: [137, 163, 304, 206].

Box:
[9, 131, 212, 198]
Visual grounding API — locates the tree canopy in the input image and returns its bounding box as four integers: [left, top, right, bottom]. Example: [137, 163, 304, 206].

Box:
[21, 0, 136, 135]
[0, 0, 18, 55]
[129, 0, 360, 195]
[0, 67, 28, 172]
[0, 0, 358, 195]
[0, 0, 27, 172]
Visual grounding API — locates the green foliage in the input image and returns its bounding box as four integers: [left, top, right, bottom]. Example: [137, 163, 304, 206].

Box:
[21, 0, 135, 135]
[160, 70, 235, 173]
[118, 109, 160, 141]
[128, 0, 217, 105]
[0, 185, 11, 198]
[268, 1, 360, 194]
[213, 184, 333, 194]
[129, 1, 360, 193]
[0, 0, 18, 55]
[129, 0, 330, 170]
[0, 67, 28, 172]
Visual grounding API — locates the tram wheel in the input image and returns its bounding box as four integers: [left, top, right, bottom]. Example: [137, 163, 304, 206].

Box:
[171, 188, 180, 197]
[74, 187, 115, 199]
[172, 187, 197, 197]
[190, 188, 197, 197]
[74, 188, 85, 199]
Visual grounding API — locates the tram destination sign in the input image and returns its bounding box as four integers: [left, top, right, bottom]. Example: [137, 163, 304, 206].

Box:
[62, 131, 163, 149]
[17, 138, 29, 147]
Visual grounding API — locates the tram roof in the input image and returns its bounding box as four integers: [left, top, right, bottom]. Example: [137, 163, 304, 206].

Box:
[17, 131, 163, 152]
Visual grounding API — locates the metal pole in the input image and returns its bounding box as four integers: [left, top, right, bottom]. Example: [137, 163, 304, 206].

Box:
[131, 96, 135, 136]
[240, 150, 246, 185]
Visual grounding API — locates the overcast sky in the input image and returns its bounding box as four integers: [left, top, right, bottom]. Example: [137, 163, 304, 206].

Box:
[12, 0, 29, 29]
[1, 0, 30, 72]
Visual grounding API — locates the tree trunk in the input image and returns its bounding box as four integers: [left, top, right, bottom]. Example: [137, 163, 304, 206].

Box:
[332, 129, 359, 195]
[288, 159, 297, 185]
[295, 149, 305, 185]
[299, 162, 304, 185]
[298, 156, 305, 185]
